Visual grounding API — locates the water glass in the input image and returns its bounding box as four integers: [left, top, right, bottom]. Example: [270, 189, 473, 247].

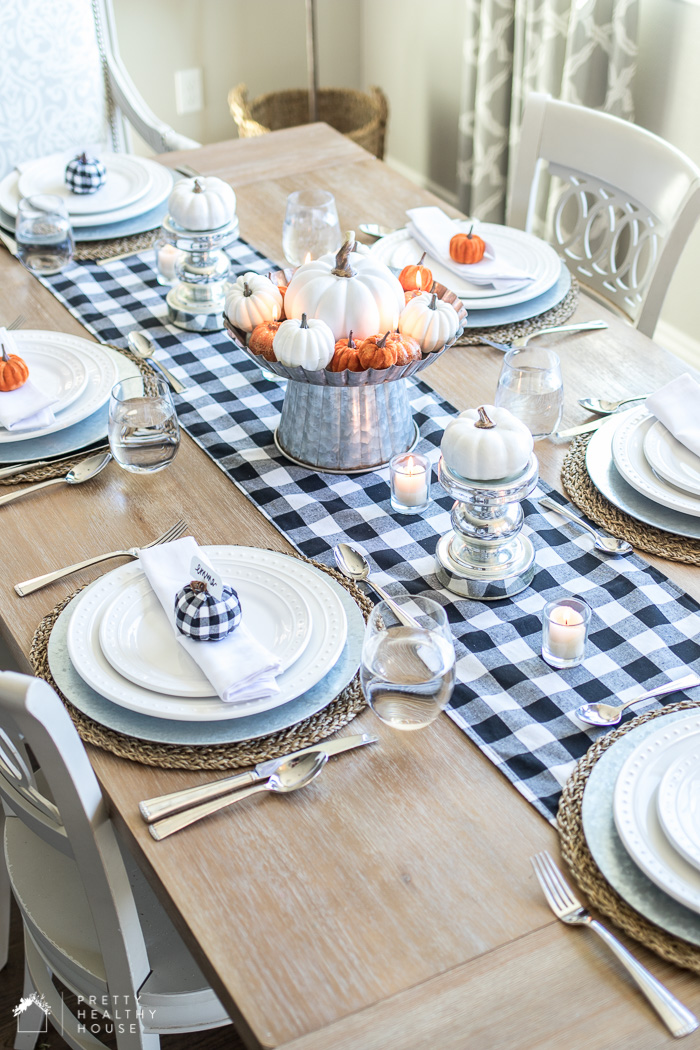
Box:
[494, 346, 564, 438]
[108, 375, 180, 474]
[282, 189, 342, 265]
[361, 595, 456, 731]
[16, 195, 74, 275]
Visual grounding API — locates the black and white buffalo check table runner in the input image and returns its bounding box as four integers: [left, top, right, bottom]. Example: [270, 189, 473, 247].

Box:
[43, 242, 700, 823]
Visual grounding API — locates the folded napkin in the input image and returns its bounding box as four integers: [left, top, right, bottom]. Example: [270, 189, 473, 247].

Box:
[646, 373, 700, 459]
[0, 328, 57, 431]
[139, 537, 281, 704]
[406, 206, 535, 290]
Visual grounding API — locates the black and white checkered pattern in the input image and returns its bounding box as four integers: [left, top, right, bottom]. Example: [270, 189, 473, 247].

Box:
[174, 584, 242, 641]
[42, 243, 700, 823]
[65, 155, 106, 195]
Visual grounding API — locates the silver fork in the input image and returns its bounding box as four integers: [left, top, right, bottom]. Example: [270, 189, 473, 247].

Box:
[14, 519, 188, 596]
[480, 320, 608, 353]
[531, 851, 698, 1037]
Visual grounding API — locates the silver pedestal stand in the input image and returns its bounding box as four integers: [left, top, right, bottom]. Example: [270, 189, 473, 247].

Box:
[435, 454, 539, 600]
[162, 215, 240, 332]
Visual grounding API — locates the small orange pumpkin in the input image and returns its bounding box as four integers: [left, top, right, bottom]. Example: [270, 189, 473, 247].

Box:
[248, 321, 281, 362]
[328, 331, 363, 372]
[357, 330, 422, 370]
[449, 227, 486, 265]
[0, 342, 29, 391]
[398, 252, 433, 293]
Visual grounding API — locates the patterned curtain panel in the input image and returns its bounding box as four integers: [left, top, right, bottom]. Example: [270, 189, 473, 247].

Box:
[457, 0, 639, 223]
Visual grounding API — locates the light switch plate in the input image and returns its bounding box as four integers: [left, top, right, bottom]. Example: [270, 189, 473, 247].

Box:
[174, 68, 203, 115]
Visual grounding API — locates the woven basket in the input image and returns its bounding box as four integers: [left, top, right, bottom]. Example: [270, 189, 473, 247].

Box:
[228, 83, 388, 160]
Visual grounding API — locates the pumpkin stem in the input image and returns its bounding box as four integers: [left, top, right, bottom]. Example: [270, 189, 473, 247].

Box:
[193, 179, 205, 194]
[377, 331, 390, 349]
[300, 313, 309, 329]
[79, 151, 89, 164]
[468, 224, 474, 239]
[474, 406, 496, 430]
[348, 330, 355, 348]
[331, 231, 356, 279]
[429, 293, 438, 310]
[243, 280, 252, 297]
[418, 252, 427, 266]
[0, 342, 7, 364]
[190, 580, 208, 594]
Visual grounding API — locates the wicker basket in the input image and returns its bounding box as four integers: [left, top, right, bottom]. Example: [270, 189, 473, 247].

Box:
[228, 83, 388, 160]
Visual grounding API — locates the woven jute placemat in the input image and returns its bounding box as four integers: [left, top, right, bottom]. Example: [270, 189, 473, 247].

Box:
[30, 557, 371, 770]
[455, 275, 579, 347]
[558, 699, 700, 974]
[74, 230, 158, 264]
[561, 433, 700, 565]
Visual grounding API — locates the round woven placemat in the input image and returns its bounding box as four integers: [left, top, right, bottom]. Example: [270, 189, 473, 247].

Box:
[74, 230, 158, 263]
[561, 433, 700, 565]
[455, 275, 579, 346]
[30, 558, 371, 770]
[558, 699, 700, 974]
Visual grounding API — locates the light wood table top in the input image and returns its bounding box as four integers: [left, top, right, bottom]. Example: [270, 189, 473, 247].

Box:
[2, 124, 699, 1050]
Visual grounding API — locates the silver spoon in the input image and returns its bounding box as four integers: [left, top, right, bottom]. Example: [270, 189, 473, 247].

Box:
[149, 751, 328, 839]
[0, 451, 112, 508]
[358, 223, 400, 239]
[333, 543, 422, 629]
[538, 497, 633, 555]
[578, 394, 651, 414]
[575, 673, 700, 727]
[127, 331, 187, 394]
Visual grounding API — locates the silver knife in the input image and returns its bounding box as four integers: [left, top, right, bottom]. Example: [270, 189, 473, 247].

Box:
[139, 732, 378, 823]
[554, 417, 610, 439]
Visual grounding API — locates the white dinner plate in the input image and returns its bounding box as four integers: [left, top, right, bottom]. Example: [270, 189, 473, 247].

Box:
[98, 567, 312, 697]
[0, 332, 118, 442]
[613, 713, 700, 915]
[657, 753, 700, 873]
[18, 152, 152, 216]
[370, 225, 562, 308]
[3, 342, 88, 418]
[67, 546, 347, 721]
[611, 407, 700, 518]
[643, 420, 700, 498]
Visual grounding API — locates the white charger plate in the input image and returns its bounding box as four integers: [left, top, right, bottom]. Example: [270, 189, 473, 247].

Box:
[98, 567, 312, 697]
[611, 407, 700, 518]
[0, 332, 118, 443]
[643, 420, 700, 498]
[657, 753, 700, 873]
[613, 713, 700, 915]
[5, 341, 88, 417]
[370, 225, 561, 307]
[18, 152, 152, 216]
[67, 546, 348, 721]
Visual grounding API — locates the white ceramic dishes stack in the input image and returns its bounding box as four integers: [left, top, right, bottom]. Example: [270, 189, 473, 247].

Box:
[612, 407, 700, 518]
[644, 421, 700, 498]
[17, 153, 152, 215]
[657, 753, 700, 873]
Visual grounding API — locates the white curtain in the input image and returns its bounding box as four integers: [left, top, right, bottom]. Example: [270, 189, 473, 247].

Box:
[457, 0, 639, 222]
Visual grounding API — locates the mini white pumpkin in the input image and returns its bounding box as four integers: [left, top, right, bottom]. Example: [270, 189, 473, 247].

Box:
[225, 273, 284, 332]
[273, 314, 335, 370]
[168, 176, 236, 231]
[399, 291, 460, 353]
[283, 231, 404, 341]
[441, 405, 533, 481]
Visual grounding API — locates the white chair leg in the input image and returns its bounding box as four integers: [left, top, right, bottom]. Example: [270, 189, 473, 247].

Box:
[14, 958, 42, 1050]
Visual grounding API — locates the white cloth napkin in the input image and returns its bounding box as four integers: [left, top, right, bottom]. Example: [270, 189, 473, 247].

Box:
[646, 373, 700, 459]
[139, 537, 282, 704]
[0, 328, 57, 431]
[406, 206, 535, 290]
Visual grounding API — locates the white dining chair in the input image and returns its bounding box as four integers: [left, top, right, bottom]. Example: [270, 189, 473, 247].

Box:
[0, 0, 199, 181]
[507, 92, 700, 337]
[0, 671, 231, 1050]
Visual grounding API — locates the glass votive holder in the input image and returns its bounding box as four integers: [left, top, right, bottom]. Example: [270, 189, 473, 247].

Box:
[542, 597, 591, 669]
[390, 452, 431, 514]
[153, 232, 181, 286]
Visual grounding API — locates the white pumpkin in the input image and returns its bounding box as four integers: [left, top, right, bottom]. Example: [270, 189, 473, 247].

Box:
[399, 291, 460, 353]
[168, 176, 236, 231]
[273, 314, 335, 370]
[225, 273, 284, 332]
[283, 231, 404, 341]
[441, 405, 533, 481]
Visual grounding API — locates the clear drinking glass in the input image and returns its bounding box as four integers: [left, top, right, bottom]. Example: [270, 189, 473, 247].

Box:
[281, 189, 342, 265]
[108, 375, 180, 474]
[494, 346, 564, 438]
[16, 194, 74, 275]
[361, 595, 456, 731]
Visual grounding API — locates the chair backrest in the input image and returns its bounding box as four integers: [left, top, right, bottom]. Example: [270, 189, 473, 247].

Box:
[507, 92, 700, 337]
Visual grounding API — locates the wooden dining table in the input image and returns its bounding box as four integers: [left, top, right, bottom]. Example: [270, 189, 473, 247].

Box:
[2, 123, 700, 1050]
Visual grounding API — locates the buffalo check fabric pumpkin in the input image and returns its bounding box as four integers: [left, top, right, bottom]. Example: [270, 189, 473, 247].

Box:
[40, 240, 700, 824]
[174, 583, 242, 642]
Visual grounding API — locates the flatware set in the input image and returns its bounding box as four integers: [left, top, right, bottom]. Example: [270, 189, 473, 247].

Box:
[0, 449, 111, 509]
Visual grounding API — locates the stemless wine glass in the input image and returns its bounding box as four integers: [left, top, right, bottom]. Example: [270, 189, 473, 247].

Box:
[494, 346, 564, 438]
[360, 595, 456, 731]
[15, 194, 74, 275]
[108, 375, 180, 474]
[281, 189, 342, 265]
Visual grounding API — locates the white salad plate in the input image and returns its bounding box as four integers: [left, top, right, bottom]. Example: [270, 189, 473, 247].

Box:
[67, 546, 348, 721]
[0, 332, 118, 442]
[5, 341, 89, 418]
[611, 407, 700, 518]
[657, 752, 700, 873]
[98, 567, 312, 697]
[643, 420, 700, 498]
[17, 152, 152, 216]
[613, 713, 700, 915]
[369, 225, 561, 308]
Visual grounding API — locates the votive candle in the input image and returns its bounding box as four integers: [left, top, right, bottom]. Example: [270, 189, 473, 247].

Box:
[390, 452, 431, 514]
[542, 597, 591, 669]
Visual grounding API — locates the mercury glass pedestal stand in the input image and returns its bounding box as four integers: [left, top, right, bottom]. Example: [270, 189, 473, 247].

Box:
[162, 214, 240, 332]
[435, 454, 539, 600]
